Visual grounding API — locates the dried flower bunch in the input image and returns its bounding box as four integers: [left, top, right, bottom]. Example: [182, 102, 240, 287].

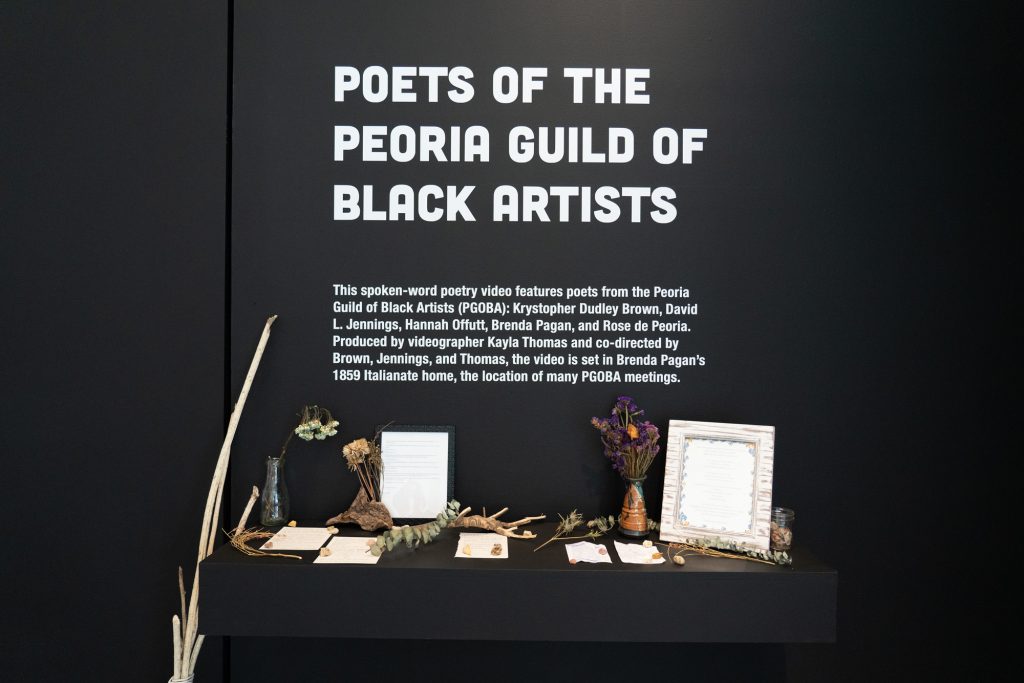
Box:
[341, 425, 386, 502]
[277, 405, 340, 460]
[342, 437, 380, 470]
[294, 405, 340, 441]
[591, 396, 660, 479]
[326, 425, 394, 531]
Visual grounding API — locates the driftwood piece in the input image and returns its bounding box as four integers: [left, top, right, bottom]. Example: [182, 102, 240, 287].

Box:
[450, 507, 546, 539]
[326, 487, 394, 531]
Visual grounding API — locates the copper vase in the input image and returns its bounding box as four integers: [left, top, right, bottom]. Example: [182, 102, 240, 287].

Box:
[619, 476, 648, 538]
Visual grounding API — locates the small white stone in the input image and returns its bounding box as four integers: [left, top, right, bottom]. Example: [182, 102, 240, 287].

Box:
[642, 540, 653, 548]
[673, 555, 686, 566]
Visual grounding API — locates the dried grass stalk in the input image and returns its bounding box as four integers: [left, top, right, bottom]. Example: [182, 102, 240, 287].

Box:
[229, 528, 302, 560]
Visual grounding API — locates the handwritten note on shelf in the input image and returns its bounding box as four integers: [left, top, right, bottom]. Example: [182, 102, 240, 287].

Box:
[455, 532, 508, 559]
[313, 536, 381, 564]
[564, 541, 612, 564]
[259, 527, 331, 551]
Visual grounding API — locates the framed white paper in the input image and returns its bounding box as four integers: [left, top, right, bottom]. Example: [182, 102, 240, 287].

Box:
[658, 420, 775, 551]
[379, 425, 454, 520]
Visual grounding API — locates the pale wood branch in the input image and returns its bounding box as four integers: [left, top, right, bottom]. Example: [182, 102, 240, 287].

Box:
[177, 566, 187, 639]
[451, 507, 545, 539]
[504, 514, 547, 526]
[234, 486, 260, 536]
[179, 315, 276, 677]
[188, 634, 205, 676]
[172, 615, 182, 681]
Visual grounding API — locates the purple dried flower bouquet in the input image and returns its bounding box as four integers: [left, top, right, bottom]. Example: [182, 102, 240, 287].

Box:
[590, 396, 660, 480]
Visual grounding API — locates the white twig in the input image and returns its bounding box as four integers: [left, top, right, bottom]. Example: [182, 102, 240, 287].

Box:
[206, 472, 225, 558]
[172, 615, 182, 681]
[234, 486, 260, 536]
[506, 514, 546, 526]
[187, 634, 205, 675]
[179, 315, 276, 677]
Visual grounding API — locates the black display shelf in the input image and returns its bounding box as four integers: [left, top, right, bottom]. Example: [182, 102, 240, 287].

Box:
[200, 521, 836, 643]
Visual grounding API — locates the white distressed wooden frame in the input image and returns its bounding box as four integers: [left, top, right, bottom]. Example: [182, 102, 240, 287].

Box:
[658, 420, 775, 551]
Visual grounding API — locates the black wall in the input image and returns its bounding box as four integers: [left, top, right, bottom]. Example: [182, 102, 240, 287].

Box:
[1, 2, 227, 681]
[1, 2, 1014, 682]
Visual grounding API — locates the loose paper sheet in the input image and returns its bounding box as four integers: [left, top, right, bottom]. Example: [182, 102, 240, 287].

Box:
[259, 526, 331, 551]
[313, 536, 381, 564]
[564, 541, 612, 564]
[613, 541, 665, 564]
[380, 430, 450, 518]
[455, 532, 508, 559]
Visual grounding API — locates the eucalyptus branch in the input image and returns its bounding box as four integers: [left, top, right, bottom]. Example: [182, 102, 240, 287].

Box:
[369, 500, 466, 556]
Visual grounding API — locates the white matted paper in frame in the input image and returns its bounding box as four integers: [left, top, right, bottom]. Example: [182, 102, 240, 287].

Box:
[379, 425, 454, 520]
[659, 420, 775, 551]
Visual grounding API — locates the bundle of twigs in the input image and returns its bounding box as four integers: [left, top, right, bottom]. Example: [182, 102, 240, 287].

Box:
[170, 315, 276, 682]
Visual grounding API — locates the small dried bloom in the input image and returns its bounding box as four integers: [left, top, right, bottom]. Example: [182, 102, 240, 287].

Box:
[343, 437, 371, 471]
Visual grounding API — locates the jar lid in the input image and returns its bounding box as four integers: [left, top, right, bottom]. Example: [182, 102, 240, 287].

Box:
[771, 506, 795, 520]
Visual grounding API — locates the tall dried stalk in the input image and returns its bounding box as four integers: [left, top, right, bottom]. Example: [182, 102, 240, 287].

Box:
[170, 315, 276, 680]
